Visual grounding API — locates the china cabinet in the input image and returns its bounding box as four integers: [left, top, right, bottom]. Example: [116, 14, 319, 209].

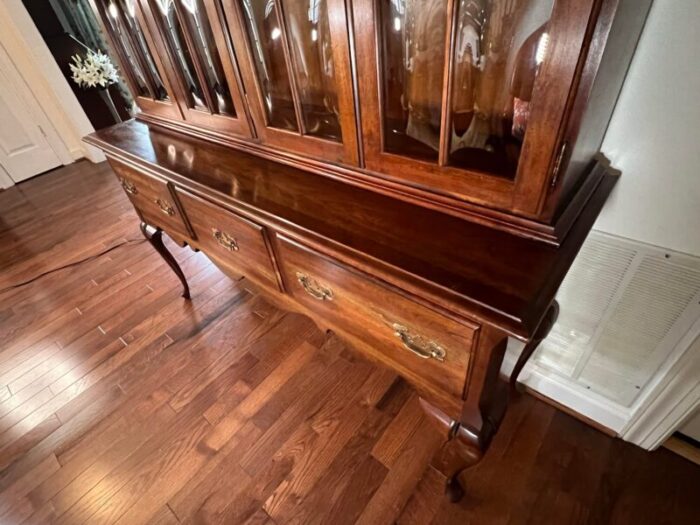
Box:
[86, 0, 652, 501]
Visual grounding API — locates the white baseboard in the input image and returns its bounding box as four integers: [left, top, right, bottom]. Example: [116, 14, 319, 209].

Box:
[82, 144, 106, 164]
[69, 147, 85, 161]
[69, 145, 105, 164]
[0, 166, 14, 189]
[502, 339, 631, 434]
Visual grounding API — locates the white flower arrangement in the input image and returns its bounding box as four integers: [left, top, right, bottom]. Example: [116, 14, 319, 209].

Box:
[69, 50, 119, 89]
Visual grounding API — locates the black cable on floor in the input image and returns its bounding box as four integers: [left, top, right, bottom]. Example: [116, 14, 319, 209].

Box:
[0, 238, 146, 295]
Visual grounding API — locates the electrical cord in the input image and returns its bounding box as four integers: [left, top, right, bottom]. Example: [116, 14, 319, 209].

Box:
[0, 238, 146, 295]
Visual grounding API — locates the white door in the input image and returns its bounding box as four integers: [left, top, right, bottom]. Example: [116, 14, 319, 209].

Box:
[0, 42, 62, 185]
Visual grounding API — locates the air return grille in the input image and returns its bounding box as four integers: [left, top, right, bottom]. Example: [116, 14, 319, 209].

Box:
[536, 232, 700, 407]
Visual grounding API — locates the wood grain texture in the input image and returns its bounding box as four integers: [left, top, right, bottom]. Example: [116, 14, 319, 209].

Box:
[1, 162, 699, 523]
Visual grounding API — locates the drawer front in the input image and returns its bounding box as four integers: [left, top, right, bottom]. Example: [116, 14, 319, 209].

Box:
[175, 189, 279, 290]
[110, 160, 191, 240]
[277, 236, 476, 401]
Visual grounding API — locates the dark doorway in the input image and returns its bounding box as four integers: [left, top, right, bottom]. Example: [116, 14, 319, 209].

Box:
[22, 0, 135, 130]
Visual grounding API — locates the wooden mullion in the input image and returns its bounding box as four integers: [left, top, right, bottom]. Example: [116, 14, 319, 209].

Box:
[171, 0, 218, 114]
[275, 0, 306, 136]
[343, 0, 364, 166]
[98, 10, 145, 99]
[118, 0, 162, 100]
[205, 0, 256, 133]
[438, 0, 458, 167]
[97, 0, 155, 100]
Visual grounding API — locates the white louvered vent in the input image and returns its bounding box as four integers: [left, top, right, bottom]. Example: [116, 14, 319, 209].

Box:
[535, 237, 637, 375]
[536, 232, 700, 407]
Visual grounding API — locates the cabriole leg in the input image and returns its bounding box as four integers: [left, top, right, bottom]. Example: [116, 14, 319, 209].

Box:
[509, 300, 560, 392]
[420, 327, 510, 502]
[140, 222, 190, 299]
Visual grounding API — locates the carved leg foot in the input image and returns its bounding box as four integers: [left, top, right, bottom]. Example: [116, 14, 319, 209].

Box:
[420, 399, 491, 503]
[428, 422, 486, 503]
[420, 328, 510, 503]
[140, 222, 190, 299]
[510, 300, 560, 392]
[445, 475, 465, 503]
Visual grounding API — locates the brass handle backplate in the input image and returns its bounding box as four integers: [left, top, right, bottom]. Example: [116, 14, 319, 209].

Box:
[296, 272, 333, 301]
[155, 198, 175, 216]
[212, 228, 239, 251]
[120, 178, 137, 195]
[392, 323, 446, 362]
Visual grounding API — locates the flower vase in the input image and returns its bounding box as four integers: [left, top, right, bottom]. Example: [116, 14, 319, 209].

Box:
[98, 87, 122, 124]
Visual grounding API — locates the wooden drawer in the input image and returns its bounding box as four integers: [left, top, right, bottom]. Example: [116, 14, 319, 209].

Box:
[277, 235, 477, 402]
[110, 160, 191, 240]
[175, 189, 280, 290]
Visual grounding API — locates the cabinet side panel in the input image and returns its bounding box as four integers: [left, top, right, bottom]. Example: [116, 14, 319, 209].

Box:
[544, 0, 653, 223]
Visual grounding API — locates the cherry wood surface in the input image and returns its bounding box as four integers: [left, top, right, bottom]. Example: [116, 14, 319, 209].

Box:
[276, 234, 477, 410]
[174, 188, 282, 292]
[1, 162, 699, 524]
[86, 119, 616, 340]
[111, 161, 193, 241]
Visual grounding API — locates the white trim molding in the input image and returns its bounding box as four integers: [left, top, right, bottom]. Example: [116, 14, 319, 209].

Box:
[620, 327, 700, 449]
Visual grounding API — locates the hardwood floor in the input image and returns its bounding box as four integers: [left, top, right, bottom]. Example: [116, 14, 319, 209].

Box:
[0, 161, 698, 524]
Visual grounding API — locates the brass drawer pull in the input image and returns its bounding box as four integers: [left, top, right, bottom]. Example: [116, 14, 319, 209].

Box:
[212, 228, 239, 251]
[296, 272, 333, 301]
[120, 178, 137, 195]
[392, 323, 446, 362]
[155, 198, 175, 216]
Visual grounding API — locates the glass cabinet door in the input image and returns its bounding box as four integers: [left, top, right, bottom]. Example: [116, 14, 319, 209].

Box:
[93, 0, 182, 120]
[140, 0, 254, 137]
[221, 0, 359, 165]
[353, 0, 598, 215]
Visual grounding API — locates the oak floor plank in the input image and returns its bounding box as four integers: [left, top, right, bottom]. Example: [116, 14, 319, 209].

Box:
[36, 407, 172, 519]
[53, 412, 208, 525]
[0, 386, 55, 435]
[261, 366, 395, 520]
[240, 356, 357, 476]
[167, 420, 261, 521]
[371, 394, 425, 468]
[201, 341, 319, 454]
[0, 452, 60, 520]
[0, 384, 125, 491]
[396, 466, 445, 525]
[268, 382, 414, 525]
[354, 405, 441, 525]
[145, 505, 180, 525]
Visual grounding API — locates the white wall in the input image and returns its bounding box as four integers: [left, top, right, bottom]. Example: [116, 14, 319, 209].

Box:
[598, 0, 700, 257]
